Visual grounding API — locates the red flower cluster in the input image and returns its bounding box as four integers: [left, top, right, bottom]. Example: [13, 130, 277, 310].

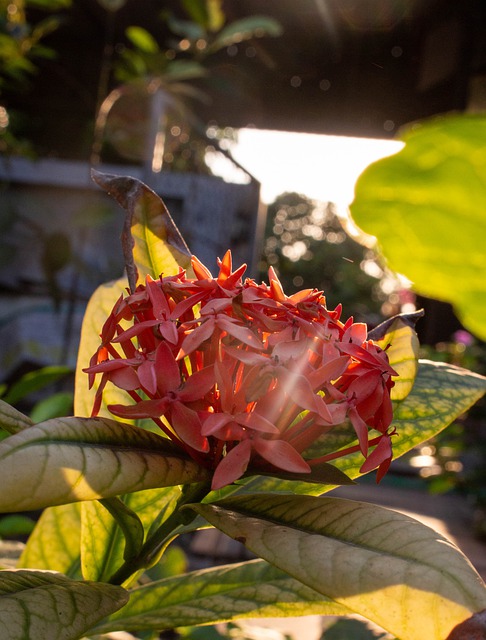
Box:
[85, 252, 397, 490]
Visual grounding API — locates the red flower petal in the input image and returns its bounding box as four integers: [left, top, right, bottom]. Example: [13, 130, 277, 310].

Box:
[146, 275, 171, 317]
[171, 401, 209, 453]
[234, 411, 280, 434]
[155, 341, 181, 394]
[278, 370, 333, 423]
[348, 407, 369, 457]
[216, 316, 263, 350]
[112, 319, 158, 342]
[252, 438, 311, 473]
[211, 440, 252, 490]
[359, 434, 393, 480]
[307, 356, 350, 390]
[137, 358, 156, 395]
[201, 412, 233, 436]
[191, 255, 213, 280]
[177, 319, 215, 358]
[342, 322, 367, 344]
[170, 290, 206, 321]
[178, 366, 216, 402]
[109, 366, 141, 391]
[268, 267, 286, 302]
[158, 320, 179, 345]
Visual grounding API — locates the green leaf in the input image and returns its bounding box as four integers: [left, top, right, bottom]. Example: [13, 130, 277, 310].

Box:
[0, 399, 33, 435]
[350, 114, 486, 341]
[392, 359, 486, 453]
[181, 0, 211, 30]
[208, 16, 283, 53]
[0, 515, 35, 539]
[167, 16, 205, 42]
[92, 559, 350, 634]
[26, 0, 72, 9]
[100, 498, 144, 562]
[81, 500, 127, 583]
[323, 618, 395, 639]
[178, 0, 224, 33]
[190, 494, 486, 640]
[126, 26, 160, 54]
[369, 312, 421, 401]
[95, 0, 127, 10]
[20, 486, 181, 586]
[92, 171, 192, 291]
[2, 365, 72, 406]
[0, 569, 128, 640]
[0, 416, 210, 512]
[30, 391, 73, 423]
[165, 59, 208, 81]
[144, 544, 187, 582]
[18, 504, 83, 578]
[206, 0, 225, 32]
[81, 498, 144, 582]
[245, 462, 354, 487]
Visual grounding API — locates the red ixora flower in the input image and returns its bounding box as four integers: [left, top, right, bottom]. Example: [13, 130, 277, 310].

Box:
[84, 251, 398, 490]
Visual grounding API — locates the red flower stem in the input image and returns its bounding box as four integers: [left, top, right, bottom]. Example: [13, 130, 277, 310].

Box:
[275, 401, 304, 436]
[308, 433, 383, 466]
[287, 420, 334, 453]
[212, 437, 225, 465]
[284, 412, 315, 440]
[104, 342, 123, 360]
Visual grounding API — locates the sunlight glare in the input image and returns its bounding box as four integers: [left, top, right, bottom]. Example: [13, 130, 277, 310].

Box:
[208, 128, 403, 206]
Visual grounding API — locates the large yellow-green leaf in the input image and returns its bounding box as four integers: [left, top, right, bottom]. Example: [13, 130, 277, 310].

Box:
[18, 504, 82, 578]
[350, 114, 486, 340]
[0, 569, 128, 640]
[74, 278, 129, 418]
[0, 416, 209, 512]
[190, 494, 486, 640]
[91, 559, 351, 634]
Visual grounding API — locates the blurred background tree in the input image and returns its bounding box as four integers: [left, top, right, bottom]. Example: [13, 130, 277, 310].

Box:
[259, 191, 402, 324]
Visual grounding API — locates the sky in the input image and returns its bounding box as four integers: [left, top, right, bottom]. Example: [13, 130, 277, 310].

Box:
[208, 128, 404, 206]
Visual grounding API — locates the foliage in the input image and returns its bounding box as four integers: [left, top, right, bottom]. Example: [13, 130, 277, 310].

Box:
[350, 113, 486, 341]
[0, 170, 485, 640]
[95, 0, 282, 170]
[0, 0, 70, 89]
[0, 0, 71, 154]
[321, 618, 396, 639]
[0, 364, 71, 408]
[0, 0, 282, 165]
[412, 334, 486, 523]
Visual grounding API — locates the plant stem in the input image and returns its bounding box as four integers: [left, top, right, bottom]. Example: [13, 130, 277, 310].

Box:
[108, 480, 212, 586]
